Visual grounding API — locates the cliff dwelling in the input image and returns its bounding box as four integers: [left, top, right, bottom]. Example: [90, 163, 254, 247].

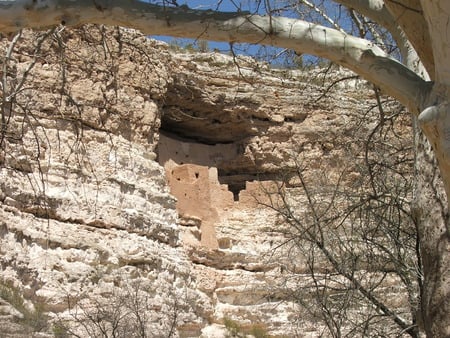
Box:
[158, 130, 246, 200]
[157, 131, 269, 250]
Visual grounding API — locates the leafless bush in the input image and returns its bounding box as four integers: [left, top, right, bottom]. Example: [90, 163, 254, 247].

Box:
[0, 25, 190, 338]
[53, 278, 193, 338]
[259, 95, 422, 337]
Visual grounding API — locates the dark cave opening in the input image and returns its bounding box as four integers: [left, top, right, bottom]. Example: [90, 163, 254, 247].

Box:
[226, 182, 246, 201]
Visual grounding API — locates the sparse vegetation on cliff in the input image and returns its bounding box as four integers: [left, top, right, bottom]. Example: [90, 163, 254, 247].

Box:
[224, 317, 272, 338]
[258, 98, 421, 336]
[0, 281, 49, 333]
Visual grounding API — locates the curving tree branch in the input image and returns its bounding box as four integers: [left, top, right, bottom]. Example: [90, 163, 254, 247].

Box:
[383, 0, 433, 77]
[0, 0, 430, 112]
[333, 0, 431, 78]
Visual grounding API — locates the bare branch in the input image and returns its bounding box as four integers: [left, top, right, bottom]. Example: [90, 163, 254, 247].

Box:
[0, 0, 429, 111]
[297, 0, 346, 33]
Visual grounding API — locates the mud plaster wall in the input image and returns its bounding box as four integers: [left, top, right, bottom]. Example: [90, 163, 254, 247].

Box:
[158, 133, 275, 249]
[166, 163, 234, 249]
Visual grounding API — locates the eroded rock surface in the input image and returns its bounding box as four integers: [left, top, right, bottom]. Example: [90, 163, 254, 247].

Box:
[0, 27, 207, 337]
[0, 26, 412, 337]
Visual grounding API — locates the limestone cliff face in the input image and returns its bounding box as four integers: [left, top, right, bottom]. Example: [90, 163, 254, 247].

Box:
[160, 51, 373, 193]
[0, 27, 208, 337]
[0, 26, 411, 337]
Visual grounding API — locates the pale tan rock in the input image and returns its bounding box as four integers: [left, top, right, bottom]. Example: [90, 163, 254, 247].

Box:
[0, 26, 411, 337]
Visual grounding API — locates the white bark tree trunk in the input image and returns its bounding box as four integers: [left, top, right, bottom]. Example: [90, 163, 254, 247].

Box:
[395, 4, 450, 337]
[416, 86, 450, 338]
[384, 0, 434, 76]
[387, 4, 449, 335]
[411, 125, 450, 338]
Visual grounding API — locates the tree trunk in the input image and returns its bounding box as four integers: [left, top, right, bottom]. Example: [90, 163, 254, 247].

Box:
[413, 117, 450, 337]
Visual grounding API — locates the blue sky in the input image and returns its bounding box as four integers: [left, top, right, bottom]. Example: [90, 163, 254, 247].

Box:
[144, 0, 341, 66]
[150, 0, 267, 58]
[147, 0, 301, 65]
[154, 0, 259, 12]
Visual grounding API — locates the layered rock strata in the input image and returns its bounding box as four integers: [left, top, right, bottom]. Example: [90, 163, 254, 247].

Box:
[0, 26, 412, 337]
